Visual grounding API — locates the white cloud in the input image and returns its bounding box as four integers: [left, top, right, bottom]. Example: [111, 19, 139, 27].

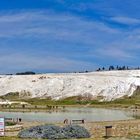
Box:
[0, 10, 139, 72]
[0, 10, 119, 40]
[96, 47, 133, 60]
[111, 16, 140, 25]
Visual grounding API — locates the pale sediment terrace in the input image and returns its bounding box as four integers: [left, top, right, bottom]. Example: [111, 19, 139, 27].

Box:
[0, 70, 139, 101]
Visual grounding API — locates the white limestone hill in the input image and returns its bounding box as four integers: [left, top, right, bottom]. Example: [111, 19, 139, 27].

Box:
[0, 70, 140, 101]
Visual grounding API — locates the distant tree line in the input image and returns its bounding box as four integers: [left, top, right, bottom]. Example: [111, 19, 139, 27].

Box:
[2, 66, 140, 75]
[96, 66, 140, 71]
[16, 71, 36, 75]
[73, 66, 140, 73]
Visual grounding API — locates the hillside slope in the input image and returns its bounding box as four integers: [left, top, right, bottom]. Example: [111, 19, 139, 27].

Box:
[0, 70, 140, 101]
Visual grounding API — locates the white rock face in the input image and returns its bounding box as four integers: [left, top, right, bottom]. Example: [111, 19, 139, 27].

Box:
[0, 70, 140, 101]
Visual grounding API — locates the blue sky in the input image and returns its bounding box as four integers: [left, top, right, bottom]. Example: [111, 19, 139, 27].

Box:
[0, 0, 140, 73]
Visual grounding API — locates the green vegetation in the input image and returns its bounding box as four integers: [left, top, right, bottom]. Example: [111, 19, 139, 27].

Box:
[23, 86, 140, 108]
[0, 137, 20, 140]
[0, 92, 20, 100]
[16, 71, 36, 75]
[18, 97, 140, 108]
[21, 96, 95, 106]
[0, 91, 31, 101]
[5, 121, 16, 126]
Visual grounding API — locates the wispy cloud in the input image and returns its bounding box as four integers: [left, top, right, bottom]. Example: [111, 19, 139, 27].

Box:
[0, 8, 139, 73]
[111, 16, 140, 25]
[96, 47, 134, 60]
[0, 11, 119, 39]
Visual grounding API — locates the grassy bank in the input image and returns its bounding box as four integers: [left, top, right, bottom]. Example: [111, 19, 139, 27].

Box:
[20, 96, 140, 108]
[0, 98, 137, 112]
[22, 88, 140, 108]
[0, 89, 140, 109]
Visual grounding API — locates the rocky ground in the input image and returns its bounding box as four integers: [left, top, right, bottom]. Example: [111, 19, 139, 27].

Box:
[4, 119, 140, 139]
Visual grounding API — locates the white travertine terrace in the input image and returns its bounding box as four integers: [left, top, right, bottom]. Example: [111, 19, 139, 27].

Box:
[0, 70, 140, 101]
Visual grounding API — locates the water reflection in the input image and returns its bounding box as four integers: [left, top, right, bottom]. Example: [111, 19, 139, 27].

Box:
[0, 107, 134, 123]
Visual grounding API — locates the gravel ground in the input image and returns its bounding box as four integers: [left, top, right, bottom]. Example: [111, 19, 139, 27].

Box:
[4, 119, 140, 139]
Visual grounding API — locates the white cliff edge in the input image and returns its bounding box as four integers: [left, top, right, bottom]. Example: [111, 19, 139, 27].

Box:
[0, 70, 139, 101]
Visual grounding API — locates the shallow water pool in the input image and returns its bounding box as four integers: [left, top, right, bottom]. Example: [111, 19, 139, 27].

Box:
[0, 107, 134, 122]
